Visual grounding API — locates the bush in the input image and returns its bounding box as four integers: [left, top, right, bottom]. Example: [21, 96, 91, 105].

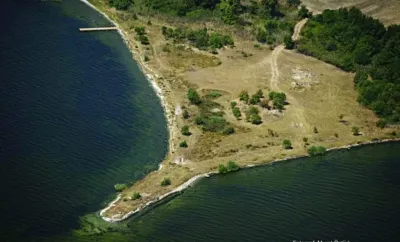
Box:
[223, 126, 235, 135]
[249, 94, 261, 105]
[183, 110, 190, 119]
[114, 183, 128, 192]
[232, 107, 241, 119]
[134, 26, 146, 35]
[313, 127, 319, 134]
[376, 120, 386, 129]
[219, 161, 240, 174]
[227, 160, 240, 172]
[282, 139, 292, 149]
[239, 90, 249, 103]
[206, 90, 222, 99]
[181, 125, 191, 136]
[187, 88, 201, 105]
[218, 164, 228, 174]
[144, 55, 150, 62]
[308, 145, 327, 156]
[179, 141, 188, 148]
[132, 192, 141, 200]
[195, 116, 205, 125]
[139, 35, 150, 45]
[284, 35, 295, 49]
[161, 177, 171, 186]
[352, 126, 360, 136]
[302, 137, 308, 143]
[230, 101, 237, 108]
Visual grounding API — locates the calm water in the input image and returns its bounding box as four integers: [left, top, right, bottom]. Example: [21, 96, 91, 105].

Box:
[1, 1, 400, 242]
[0, 0, 168, 241]
[84, 143, 400, 242]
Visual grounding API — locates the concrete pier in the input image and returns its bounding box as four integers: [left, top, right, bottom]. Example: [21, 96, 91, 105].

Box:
[79, 27, 118, 32]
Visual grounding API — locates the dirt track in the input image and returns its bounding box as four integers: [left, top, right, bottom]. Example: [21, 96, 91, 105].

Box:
[269, 19, 309, 133]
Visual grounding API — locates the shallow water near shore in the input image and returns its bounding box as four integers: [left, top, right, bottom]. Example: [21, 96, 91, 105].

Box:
[66, 142, 399, 242]
[0, 0, 168, 240]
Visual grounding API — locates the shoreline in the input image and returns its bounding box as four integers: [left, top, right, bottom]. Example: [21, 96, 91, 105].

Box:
[79, 0, 180, 222]
[102, 137, 400, 222]
[79, 0, 177, 155]
[78, 0, 400, 223]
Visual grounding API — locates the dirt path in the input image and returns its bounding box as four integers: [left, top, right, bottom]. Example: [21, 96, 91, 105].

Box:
[270, 19, 309, 133]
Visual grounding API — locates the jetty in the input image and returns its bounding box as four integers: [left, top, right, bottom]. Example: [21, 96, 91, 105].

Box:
[79, 27, 118, 32]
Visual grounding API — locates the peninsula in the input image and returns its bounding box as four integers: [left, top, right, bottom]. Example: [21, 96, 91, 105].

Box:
[81, 0, 400, 222]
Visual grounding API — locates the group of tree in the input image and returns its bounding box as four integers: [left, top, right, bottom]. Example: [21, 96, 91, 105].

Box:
[108, 0, 133, 10]
[134, 26, 150, 45]
[245, 106, 262, 125]
[298, 7, 400, 123]
[162, 26, 234, 50]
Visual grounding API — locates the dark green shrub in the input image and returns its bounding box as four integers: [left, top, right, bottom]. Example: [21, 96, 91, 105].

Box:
[352, 126, 360, 136]
[139, 35, 150, 45]
[161, 177, 171, 186]
[187, 88, 201, 105]
[227, 160, 240, 172]
[181, 125, 191, 136]
[114, 183, 128, 192]
[223, 126, 235, 135]
[179, 141, 188, 148]
[282, 139, 292, 149]
[376, 120, 386, 129]
[132, 192, 141, 200]
[218, 164, 228, 174]
[239, 90, 249, 103]
[134, 26, 146, 35]
[308, 145, 327, 156]
[230, 101, 237, 108]
[232, 107, 241, 119]
[183, 110, 190, 119]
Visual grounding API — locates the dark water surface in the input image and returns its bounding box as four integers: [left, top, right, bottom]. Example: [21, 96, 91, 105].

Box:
[88, 143, 400, 242]
[1, 1, 400, 242]
[0, 0, 168, 240]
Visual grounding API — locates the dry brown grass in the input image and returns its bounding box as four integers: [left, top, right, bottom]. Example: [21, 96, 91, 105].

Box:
[88, 0, 399, 221]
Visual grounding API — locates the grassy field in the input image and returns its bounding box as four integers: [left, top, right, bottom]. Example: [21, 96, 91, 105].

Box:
[87, 0, 399, 222]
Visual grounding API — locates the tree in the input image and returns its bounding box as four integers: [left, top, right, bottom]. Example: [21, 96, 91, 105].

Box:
[282, 139, 292, 149]
[187, 88, 201, 105]
[161, 177, 171, 186]
[180, 141, 188, 148]
[219, 0, 241, 24]
[284, 35, 295, 49]
[352, 126, 360, 136]
[249, 94, 261, 105]
[313, 127, 318, 133]
[260, 0, 277, 18]
[339, 114, 344, 122]
[298, 5, 310, 19]
[181, 125, 191, 136]
[287, 0, 300, 6]
[302, 137, 308, 143]
[108, 0, 133, 10]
